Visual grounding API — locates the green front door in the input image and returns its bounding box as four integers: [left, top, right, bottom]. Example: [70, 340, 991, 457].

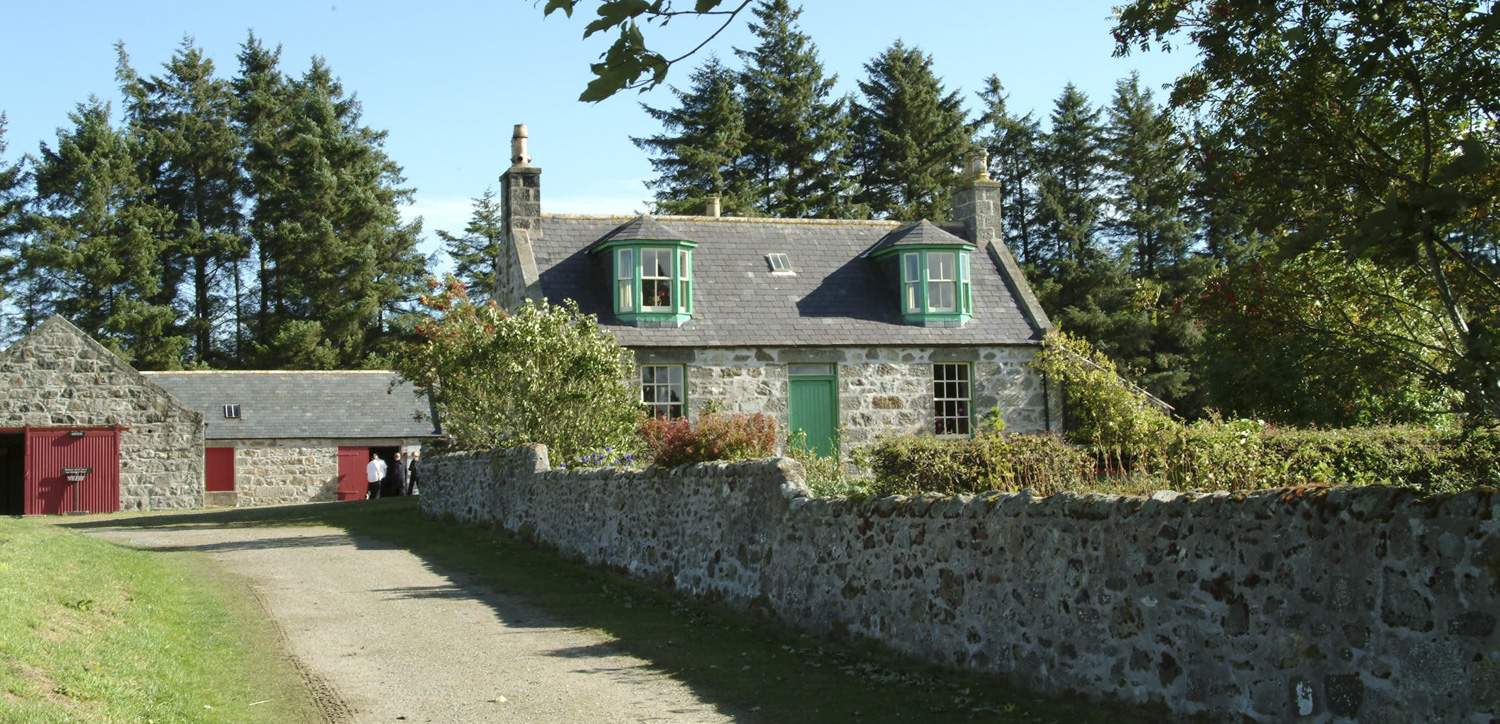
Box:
[788, 366, 837, 458]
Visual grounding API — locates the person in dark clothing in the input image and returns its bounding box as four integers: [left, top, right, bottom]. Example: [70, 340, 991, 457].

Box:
[387, 452, 408, 497]
[406, 452, 421, 496]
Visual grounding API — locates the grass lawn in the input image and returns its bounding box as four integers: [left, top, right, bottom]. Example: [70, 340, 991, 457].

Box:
[0, 517, 321, 724]
[64, 498, 1156, 724]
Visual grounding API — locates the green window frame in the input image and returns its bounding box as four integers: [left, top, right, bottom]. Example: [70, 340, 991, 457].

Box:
[890, 249, 973, 323]
[640, 364, 685, 418]
[934, 362, 972, 437]
[597, 239, 697, 324]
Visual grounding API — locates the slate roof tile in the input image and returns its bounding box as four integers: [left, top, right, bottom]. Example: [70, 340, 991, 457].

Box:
[534, 215, 1042, 348]
[145, 371, 441, 441]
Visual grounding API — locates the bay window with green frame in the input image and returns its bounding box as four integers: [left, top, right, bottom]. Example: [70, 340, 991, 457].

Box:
[595, 238, 697, 324]
[885, 246, 974, 324]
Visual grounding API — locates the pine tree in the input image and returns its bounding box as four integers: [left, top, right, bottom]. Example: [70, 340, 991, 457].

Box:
[736, 0, 861, 218]
[243, 57, 424, 369]
[436, 188, 504, 301]
[232, 32, 293, 356]
[117, 39, 246, 365]
[852, 41, 971, 221]
[975, 77, 1042, 264]
[26, 99, 185, 368]
[633, 55, 756, 216]
[0, 116, 31, 339]
[1095, 75, 1209, 413]
[1034, 84, 1106, 273]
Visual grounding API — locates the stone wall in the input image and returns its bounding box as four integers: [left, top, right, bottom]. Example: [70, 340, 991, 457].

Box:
[638, 345, 1057, 452]
[0, 317, 203, 510]
[213, 438, 421, 506]
[423, 446, 1500, 723]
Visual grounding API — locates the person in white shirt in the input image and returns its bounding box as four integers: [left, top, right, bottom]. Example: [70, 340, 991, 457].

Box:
[366, 453, 388, 499]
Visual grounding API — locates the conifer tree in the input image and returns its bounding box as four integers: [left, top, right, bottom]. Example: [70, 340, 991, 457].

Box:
[0, 117, 31, 338]
[852, 41, 971, 221]
[232, 32, 293, 353]
[26, 99, 185, 367]
[736, 0, 861, 218]
[243, 57, 424, 369]
[117, 39, 246, 365]
[1034, 84, 1106, 273]
[436, 188, 504, 301]
[633, 55, 755, 216]
[975, 77, 1042, 264]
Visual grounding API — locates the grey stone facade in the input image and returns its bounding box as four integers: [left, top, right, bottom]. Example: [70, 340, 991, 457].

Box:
[424, 445, 1500, 724]
[212, 438, 421, 506]
[0, 317, 204, 510]
[639, 345, 1057, 452]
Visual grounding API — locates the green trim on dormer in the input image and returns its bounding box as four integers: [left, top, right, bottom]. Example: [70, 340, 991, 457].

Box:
[592, 238, 697, 323]
[881, 246, 972, 324]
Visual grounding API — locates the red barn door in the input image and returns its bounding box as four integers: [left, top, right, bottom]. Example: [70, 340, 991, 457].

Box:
[26, 429, 120, 515]
[205, 447, 235, 492]
[336, 446, 369, 501]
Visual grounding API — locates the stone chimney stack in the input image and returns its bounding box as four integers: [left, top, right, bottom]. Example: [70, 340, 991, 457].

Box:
[705, 195, 722, 218]
[498, 124, 542, 306]
[951, 147, 1001, 250]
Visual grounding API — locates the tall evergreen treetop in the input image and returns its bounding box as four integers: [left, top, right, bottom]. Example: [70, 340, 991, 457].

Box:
[975, 76, 1042, 264]
[736, 0, 861, 218]
[437, 188, 504, 301]
[633, 55, 756, 216]
[1035, 83, 1106, 271]
[853, 40, 971, 221]
[1102, 73, 1194, 276]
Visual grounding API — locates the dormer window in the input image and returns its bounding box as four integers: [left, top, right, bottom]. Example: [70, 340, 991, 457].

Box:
[589, 216, 697, 325]
[868, 221, 976, 325]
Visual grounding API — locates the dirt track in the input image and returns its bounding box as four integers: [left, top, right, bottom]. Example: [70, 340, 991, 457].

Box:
[86, 521, 737, 724]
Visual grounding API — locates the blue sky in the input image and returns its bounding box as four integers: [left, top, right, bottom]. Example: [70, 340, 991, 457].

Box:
[0, 1, 1197, 260]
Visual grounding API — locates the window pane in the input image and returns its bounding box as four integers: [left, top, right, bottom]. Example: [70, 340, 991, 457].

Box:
[903, 253, 920, 283]
[933, 363, 971, 437]
[618, 280, 633, 312]
[617, 249, 633, 280]
[905, 282, 919, 312]
[789, 364, 833, 376]
[668, 365, 682, 383]
[929, 252, 954, 282]
[640, 365, 686, 419]
[931, 282, 955, 312]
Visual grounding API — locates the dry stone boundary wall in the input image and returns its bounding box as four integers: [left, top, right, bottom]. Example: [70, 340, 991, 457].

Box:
[422, 445, 1500, 723]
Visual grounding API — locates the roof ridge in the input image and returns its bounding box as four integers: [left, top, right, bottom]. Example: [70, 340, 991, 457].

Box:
[142, 370, 399, 375]
[544, 213, 904, 227]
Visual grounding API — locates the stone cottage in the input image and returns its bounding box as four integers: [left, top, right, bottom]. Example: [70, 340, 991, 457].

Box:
[147, 371, 441, 507]
[0, 315, 440, 514]
[494, 125, 1058, 456]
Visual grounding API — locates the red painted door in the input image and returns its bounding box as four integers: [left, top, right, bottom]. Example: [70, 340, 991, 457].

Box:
[26, 429, 120, 515]
[336, 446, 369, 501]
[205, 447, 235, 492]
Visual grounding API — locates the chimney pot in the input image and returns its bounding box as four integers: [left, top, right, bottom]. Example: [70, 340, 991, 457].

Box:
[705, 195, 722, 218]
[511, 124, 532, 167]
[964, 148, 991, 183]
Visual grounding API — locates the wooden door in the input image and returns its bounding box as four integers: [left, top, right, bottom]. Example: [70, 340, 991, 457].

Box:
[789, 371, 838, 458]
[26, 429, 120, 515]
[205, 447, 235, 492]
[336, 446, 369, 501]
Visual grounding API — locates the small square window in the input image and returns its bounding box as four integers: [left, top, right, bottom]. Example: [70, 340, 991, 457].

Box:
[766, 253, 793, 274]
[223, 404, 241, 419]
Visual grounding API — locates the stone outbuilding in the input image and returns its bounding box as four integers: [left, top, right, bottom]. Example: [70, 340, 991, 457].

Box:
[495, 125, 1059, 457]
[0, 316, 204, 514]
[146, 371, 441, 506]
[0, 316, 441, 514]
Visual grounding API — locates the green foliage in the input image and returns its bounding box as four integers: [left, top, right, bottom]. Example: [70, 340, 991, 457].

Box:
[852, 41, 972, 221]
[786, 429, 858, 496]
[638, 411, 776, 467]
[543, 0, 755, 101]
[736, 0, 863, 218]
[436, 187, 505, 301]
[1113, 0, 1500, 425]
[393, 277, 642, 467]
[860, 432, 1091, 498]
[1033, 329, 1177, 454]
[632, 55, 758, 215]
[974, 77, 1043, 265]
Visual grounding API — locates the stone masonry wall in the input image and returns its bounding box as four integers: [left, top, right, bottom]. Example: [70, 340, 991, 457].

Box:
[423, 445, 1500, 723]
[0, 319, 203, 510]
[642, 345, 1055, 453]
[215, 438, 421, 506]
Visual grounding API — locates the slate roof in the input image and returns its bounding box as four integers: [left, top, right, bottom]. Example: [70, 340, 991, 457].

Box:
[144, 371, 441, 441]
[863, 220, 975, 256]
[532, 215, 1044, 348]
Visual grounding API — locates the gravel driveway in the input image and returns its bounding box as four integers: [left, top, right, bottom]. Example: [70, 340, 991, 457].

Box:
[86, 522, 737, 724]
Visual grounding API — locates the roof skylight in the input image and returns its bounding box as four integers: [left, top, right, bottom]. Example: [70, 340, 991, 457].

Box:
[766, 253, 793, 274]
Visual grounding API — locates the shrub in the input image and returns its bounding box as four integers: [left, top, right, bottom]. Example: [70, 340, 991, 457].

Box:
[393, 277, 642, 466]
[787, 430, 860, 497]
[639, 413, 777, 468]
[1033, 330, 1177, 456]
[862, 433, 1090, 498]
